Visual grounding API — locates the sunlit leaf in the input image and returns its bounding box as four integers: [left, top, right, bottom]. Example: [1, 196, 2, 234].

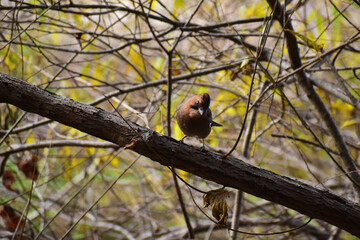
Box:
[111, 157, 119, 167]
[174, 122, 182, 140]
[341, 119, 358, 129]
[177, 169, 188, 182]
[152, 57, 165, 80]
[174, 0, 185, 10]
[285, 29, 324, 52]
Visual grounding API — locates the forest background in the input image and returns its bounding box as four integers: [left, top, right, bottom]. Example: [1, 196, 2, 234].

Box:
[1, 0, 360, 239]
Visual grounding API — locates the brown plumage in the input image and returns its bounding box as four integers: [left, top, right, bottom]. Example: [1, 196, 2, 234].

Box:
[175, 93, 222, 150]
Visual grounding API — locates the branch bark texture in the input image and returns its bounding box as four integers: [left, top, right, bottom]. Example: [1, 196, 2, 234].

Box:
[1, 74, 360, 237]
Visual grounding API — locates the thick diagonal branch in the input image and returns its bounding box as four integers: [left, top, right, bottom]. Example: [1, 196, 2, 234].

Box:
[1, 74, 360, 237]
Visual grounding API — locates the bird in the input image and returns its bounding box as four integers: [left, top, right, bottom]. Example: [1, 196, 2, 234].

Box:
[175, 93, 222, 150]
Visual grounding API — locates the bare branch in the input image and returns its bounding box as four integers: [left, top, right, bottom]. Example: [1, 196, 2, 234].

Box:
[266, 0, 360, 198]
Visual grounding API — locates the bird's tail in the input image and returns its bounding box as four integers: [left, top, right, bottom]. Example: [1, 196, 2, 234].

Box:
[211, 121, 222, 127]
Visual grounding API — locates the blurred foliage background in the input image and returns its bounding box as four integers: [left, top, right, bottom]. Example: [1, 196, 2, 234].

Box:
[0, 0, 360, 239]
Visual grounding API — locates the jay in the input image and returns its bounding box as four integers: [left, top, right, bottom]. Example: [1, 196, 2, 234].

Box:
[175, 93, 222, 150]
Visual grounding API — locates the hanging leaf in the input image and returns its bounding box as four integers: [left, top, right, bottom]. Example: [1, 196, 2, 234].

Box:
[17, 155, 38, 181]
[2, 170, 16, 192]
[0, 204, 25, 232]
[203, 188, 229, 225]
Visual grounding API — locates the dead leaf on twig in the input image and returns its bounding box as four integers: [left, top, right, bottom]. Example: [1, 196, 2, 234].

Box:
[203, 188, 229, 226]
[0, 204, 25, 232]
[2, 170, 15, 192]
[17, 155, 38, 181]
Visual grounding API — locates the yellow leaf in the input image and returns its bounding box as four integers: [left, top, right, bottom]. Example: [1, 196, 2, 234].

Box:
[331, 98, 354, 112]
[86, 147, 95, 155]
[152, 57, 165, 80]
[285, 29, 324, 52]
[240, 58, 250, 69]
[174, 0, 185, 10]
[156, 122, 165, 135]
[93, 62, 103, 81]
[177, 169, 188, 182]
[111, 157, 119, 167]
[174, 122, 182, 140]
[203, 188, 229, 225]
[71, 156, 77, 167]
[27, 133, 35, 144]
[209, 135, 219, 147]
[341, 119, 358, 129]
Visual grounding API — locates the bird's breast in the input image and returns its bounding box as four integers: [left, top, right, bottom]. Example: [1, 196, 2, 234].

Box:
[176, 108, 212, 138]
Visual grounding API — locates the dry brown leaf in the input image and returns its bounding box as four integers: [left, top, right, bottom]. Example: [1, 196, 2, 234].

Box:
[203, 188, 229, 225]
[17, 155, 38, 181]
[2, 170, 15, 192]
[0, 204, 25, 232]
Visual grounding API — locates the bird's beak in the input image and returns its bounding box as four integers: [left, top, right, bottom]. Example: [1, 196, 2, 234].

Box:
[198, 108, 204, 115]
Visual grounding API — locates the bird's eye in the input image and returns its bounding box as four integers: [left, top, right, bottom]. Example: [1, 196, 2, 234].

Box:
[196, 100, 200, 105]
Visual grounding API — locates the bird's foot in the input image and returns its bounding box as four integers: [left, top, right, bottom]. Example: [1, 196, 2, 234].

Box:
[179, 136, 187, 145]
[200, 140, 207, 152]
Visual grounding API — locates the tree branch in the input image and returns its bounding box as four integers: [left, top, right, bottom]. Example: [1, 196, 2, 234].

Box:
[1, 73, 360, 237]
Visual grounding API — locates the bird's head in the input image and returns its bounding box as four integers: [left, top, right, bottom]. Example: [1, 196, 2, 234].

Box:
[190, 93, 210, 115]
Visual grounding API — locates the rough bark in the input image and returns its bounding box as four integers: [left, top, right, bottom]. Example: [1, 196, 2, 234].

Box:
[1, 73, 360, 237]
